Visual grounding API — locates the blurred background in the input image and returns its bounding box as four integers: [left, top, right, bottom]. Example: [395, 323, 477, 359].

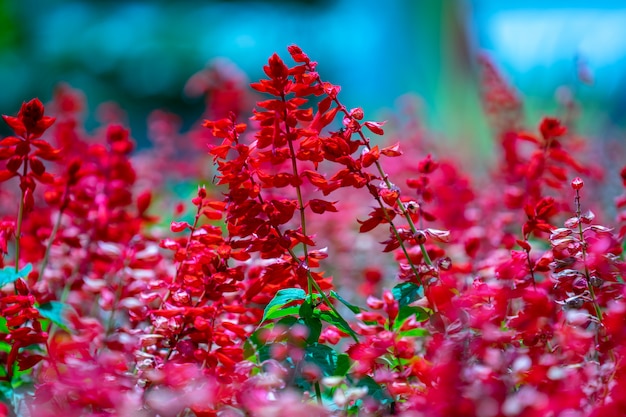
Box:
[0, 0, 624, 155]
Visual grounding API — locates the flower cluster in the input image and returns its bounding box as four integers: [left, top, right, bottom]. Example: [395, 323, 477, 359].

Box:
[0, 46, 625, 417]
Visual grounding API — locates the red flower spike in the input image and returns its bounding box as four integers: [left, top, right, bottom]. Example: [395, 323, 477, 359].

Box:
[311, 106, 339, 132]
[136, 191, 152, 215]
[0, 136, 22, 147]
[322, 82, 340, 99]
[424, 228, 451, 243]
[170, 221, 190, 233]
[1, 115, 25, 137]
[516, 239, 532, 252]
[29, 157, 46, 176]
[287, 44, 311, 66]
[350, 107, 364, 120]
[517, 131, 540, 144]
[379, 188, 399, 207]
[3, 98, 56, 138]
[418, 154, 439, 174]
[361, 146, 380, 168]
[6, 156, 22, 172]
[308, 199, 338, 214]
[0, 46, 621, 416]
[571, 177, 584, 190]
[380, 142, 402, 157]
[364, 121, 386, 135]
[106, 124, 134, 154]
[264, 53, 289, 81]
[0, 169, 16, 182]
[539, 117, 566, 140]
[357, 207, 397, 233]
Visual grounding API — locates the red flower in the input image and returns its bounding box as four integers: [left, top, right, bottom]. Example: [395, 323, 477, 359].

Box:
[539, 117, 566, 141]
[0, 99, 59, 186]
[2, 98, 56, 139]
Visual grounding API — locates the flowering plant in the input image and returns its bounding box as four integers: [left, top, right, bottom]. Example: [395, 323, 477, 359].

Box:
[0, 46, 625, 417]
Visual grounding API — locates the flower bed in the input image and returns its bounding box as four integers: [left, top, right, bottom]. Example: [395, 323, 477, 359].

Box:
[1, 46, 626, 417]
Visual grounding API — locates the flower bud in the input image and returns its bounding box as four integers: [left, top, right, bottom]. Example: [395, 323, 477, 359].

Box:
[350, 107, 364, 120]
[571, 177, 583, 190]
[414, 230, 427, 245]
[589, 276, 604, 288]
[15, 278, 29, 295]
[437, 257, 452, 271]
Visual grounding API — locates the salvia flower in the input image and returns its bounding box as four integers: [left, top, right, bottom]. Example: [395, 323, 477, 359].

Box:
[2, 98, 56, 139]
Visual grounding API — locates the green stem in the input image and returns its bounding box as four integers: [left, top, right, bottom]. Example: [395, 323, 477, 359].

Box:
[280, 92, 313, 295]
[163, 290, 208, 362]
[256, 192, 359, 341]
[574, 190, 602, 321]
[371, 159, 432, 266]
[105, 268, 127, 336]
[317, 78, 433, 275]
[133, 202, 204, 370]
[305, 263, 359, 343]
[574, 189, 614, 363]
[315, 381, 323, 405]
[14, 158, 29, 274]
[160, 201, 203, 309]
[230, 116, 359, 343]
[524, 246, 537, 289]
[39, 202, 66, 279]
[14, 191, 24, 274]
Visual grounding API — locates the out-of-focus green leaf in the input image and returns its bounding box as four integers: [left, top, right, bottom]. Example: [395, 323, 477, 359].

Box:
[36, 301, 73, 332]
[392, 282, 423, 307]
[329, 290, 361, 313]
[394, 305, 429, 330]
[0, 317, 8, 333]
[300, 301, 322, 344]
[399, 328, 428, 337]
[265, 305, 300, 321]
[305, 343, 338, 376]
[0, 263, 32, 288]
[334, 353, 351, 376]
[317, 310, 353, 337]
[356, 376, 393, 405]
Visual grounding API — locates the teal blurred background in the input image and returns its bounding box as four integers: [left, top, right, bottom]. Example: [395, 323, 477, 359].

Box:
[0, 0, 624, 153]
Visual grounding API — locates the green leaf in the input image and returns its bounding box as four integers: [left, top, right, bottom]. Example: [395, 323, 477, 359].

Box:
[243, 339, 256, 361]
[356, 376, 393, 405]
[276, 316, 299, 328]
[36, 301, 73, 331]
[399, 328, 428, 337]
[0, 263, 32, 288]
[0, 317, 8, 334]
[305, 343, 338, 376]
[243, 325, 268, 361]
[318, 310, 354, 336]
[392, 282, 423, 307]
[394, 305, 429, 329]
[329, 290, 361, 313]
[261, 288, 306, 323]
[258, 343, 274, 362]
[334, 353, 351, 376]
[300, 302, 322, 344]
[245, 317, 302, 361]
[265, 305, 300, 321]
[0, 381, 12, 410]
[299, 299, 315, 320]
[347, 400, 363, 416]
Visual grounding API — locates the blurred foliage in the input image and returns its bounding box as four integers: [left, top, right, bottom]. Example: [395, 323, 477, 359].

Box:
[0, 0, 623, 161]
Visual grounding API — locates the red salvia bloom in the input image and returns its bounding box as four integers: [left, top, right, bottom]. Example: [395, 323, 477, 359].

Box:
[0, 46, 625, 417]
[2, 98, 56, 139]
